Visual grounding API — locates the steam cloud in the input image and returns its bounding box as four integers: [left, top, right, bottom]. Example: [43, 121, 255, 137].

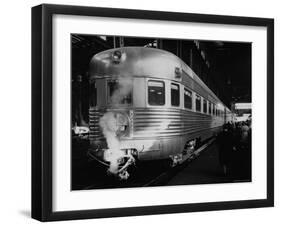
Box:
[99, 77, 133, 176]
[99, 112, 124, 174]
[110, 78, 133, 105]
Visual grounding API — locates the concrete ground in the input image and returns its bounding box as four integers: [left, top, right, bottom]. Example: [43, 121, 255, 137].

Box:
[167, 141, 251, 186]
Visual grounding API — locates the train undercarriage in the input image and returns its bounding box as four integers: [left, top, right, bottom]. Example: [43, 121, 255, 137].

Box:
[87, 138, 199, 180]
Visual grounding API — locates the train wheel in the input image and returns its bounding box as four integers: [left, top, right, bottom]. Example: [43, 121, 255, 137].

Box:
[169, 154, 183, 167]
[182, 139, 196, 158]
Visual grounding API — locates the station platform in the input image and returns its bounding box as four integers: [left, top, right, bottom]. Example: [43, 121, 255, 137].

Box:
[167, 141, 251, 186]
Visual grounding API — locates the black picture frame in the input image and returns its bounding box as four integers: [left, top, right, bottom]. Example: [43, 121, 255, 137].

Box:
[32, 4, 274, 222]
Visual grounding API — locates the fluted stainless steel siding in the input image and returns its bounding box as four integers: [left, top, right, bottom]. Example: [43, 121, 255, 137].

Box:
[133, 108, 223, 138]
[89, 107, 224, 142]
[89, 108, 104, 141]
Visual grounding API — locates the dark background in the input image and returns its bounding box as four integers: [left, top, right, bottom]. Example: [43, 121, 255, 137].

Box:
[71, 35, 251, 126]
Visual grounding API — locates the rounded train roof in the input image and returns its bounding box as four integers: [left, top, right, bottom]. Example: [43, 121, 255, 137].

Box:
[89, 46, 186, 80]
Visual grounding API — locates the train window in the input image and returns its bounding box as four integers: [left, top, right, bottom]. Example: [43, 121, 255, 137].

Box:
[148, 80, 165, 106]
[108, 80, 132, 105]
[89, 81, 97, 107]
[213, 104, 216, 115]
[195, 94, 201, 112]
[203, 99, 207, 113]
[184, 88, 192, 109]
[171, 83, 180, 106]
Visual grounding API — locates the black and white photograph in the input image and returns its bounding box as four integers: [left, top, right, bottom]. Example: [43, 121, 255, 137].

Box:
[71, 35, 252, 190]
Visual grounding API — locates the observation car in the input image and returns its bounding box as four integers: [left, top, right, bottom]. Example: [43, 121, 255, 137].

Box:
[87, 46, 232, 179]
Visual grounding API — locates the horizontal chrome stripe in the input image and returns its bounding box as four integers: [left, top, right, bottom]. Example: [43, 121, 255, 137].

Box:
[132, 108, 223, 138]
[132, 127, 222, 138]
[89, 108, 224, 140]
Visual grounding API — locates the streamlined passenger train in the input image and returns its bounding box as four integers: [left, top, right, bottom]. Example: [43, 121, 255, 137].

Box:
[87, 46, 233, 179]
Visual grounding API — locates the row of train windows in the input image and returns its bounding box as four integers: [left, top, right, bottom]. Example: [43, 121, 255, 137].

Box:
[90, 80, 224, 117]
[148, 81, 192, 108]
[148, 80, 224, 116]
